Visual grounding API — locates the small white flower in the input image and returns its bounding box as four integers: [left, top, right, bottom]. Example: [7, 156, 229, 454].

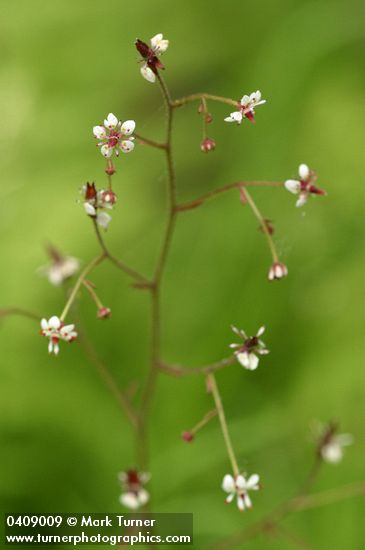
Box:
[135, 34, 168, 83]
[317, 423, 353, 464]
[285, 164, 327, 207]
[82, 183, 116, 230]
[40, 316, 77, 355]
[118, 470, 150, 510]
[268, 261, 288, 282]
[225, 90, 266, 124]
[92, 114, 136, 158]
[230, 325, 269, 370]
[38, 246, 79, 286]
[222, 473, 260, 511]
[150, 33, 169, 54]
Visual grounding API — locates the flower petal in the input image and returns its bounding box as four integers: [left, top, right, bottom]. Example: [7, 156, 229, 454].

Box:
[121, 120, 136, 136]
[120, 140, 135, 153]
[104, 113, 118, 129]
[296, 192, 308, 207]
[97, 212, 112, 229]
[120, 492, 139, 510]
[246, 474, 260, 489]
[222, 474, 235, 493]
[285, 179, 300, 194]
[84, 202, 96, 217]
[41, 318, 48, 330]
[93, 125, 106, 140]
[299, 163, 310, 180]
[140, 65, 156, 83]
[224, 111, 242, 124]
[236, 351, 250, 368]
[247, 353, 259, 370]
[100, 144, 113, 158]
[48, 316, 61, 330]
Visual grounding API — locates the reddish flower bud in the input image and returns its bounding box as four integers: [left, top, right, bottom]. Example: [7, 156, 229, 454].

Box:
[200, 137, 216, 153]
[97, 307, 111, 319]
[100, 190, 117, 206]
[181, 431, 194, 443]
[205, 113, 213, 124]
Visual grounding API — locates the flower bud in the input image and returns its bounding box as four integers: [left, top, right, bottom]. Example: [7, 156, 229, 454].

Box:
[181, 431, 194, 443]
[97, 307, 111, 319]
[268, 262, 288, 282]
[200, 137, 216, 153]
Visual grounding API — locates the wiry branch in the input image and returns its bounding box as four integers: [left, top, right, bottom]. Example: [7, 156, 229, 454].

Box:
[157, 355, 236, 377]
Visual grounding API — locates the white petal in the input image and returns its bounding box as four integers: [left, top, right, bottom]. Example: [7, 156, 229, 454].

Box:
[120, 140, 135, 153]
[236, 351, 250, 368]
[104, 113, 118, 129]
[246, 474, 260, 490]
[336, 434, 353, 447]
[284, 179, 300, 194]
[93, 125, 106, 140]
[53, 343, 59, 355]
[321, 443, 343, 464]
[100, 144, 113, 158]
[299, 163, 310, 180]
[224, 111, 242, 123]
[120, 120, 136, 136]
[140, 65, 156, 83]
[120, 492, 139, 509]
[237, 495, 245, 511]
[225, 493, 235, 503]
[240, 95, 250, 106]
[48, 340, 53, 354]
[257, 326, 265, 337]
[296, 192, 308, 207]
[243, 493, 252, 508]
[235, 475, 247, 490]
[222, 474, 235, 493]
[247, 353, 259, 370]
[97, 212, 112, 229]
[150, 33, 163, 48]
[48, 316, 61, 329]
[41, 318, 48, 330]
[137, 489, 149, 506]
[84, 202, 96, 216]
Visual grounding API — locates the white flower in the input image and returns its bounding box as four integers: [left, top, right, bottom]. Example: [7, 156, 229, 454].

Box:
[135, 34, 169, 83]
[285, 164, 327, 207]
[230, 325, 269, 370]
[225, 90, 266, 124]
[93, 114, 136, 158]
[321, 434, 353, 464]
[222, 473, 260, 511]
[317, 423, 353, 464]
[38, 246, 79, 286]
[118, 470, 150, 510]
[82, 182, 116, 230]
[268, 261, 288, 282]
[40, 316, 77, 355]
[150, 33, 169, 54]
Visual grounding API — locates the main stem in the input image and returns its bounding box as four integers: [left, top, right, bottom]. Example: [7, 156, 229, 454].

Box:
[137, 73, 177, 470]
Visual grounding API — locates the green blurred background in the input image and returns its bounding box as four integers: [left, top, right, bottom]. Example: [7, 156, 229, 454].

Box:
[1, 0, 365, 548]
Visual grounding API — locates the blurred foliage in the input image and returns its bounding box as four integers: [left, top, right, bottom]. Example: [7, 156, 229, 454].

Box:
[1, 0, 365, 548]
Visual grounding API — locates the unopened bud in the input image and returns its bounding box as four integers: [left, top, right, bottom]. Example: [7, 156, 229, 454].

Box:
[200, 137, 216, 153]
[97, 307, 111, 319]
[268, 262, 288, 282]
[181, 431, 194, 443]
